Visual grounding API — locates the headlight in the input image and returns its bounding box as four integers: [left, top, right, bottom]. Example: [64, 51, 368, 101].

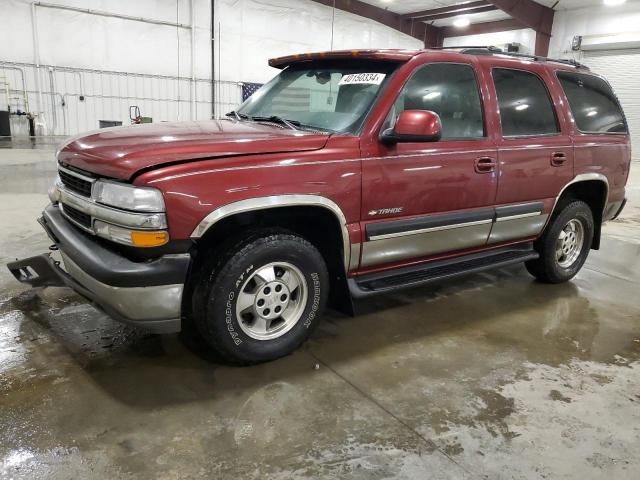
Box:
[94, 220, 169, 247]
[94, 180, 165, 212]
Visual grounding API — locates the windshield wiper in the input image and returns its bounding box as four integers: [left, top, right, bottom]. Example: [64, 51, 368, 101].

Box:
[225, 111, 250, 121]
[232, 113, 330, 133]
[251, 115, 300, 131]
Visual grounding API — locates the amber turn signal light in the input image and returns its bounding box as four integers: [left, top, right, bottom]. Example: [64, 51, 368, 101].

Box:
[130, 231, 169, 247]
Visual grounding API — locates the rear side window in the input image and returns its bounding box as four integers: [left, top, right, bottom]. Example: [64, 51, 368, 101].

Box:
[393, 63, 485, 140]
[492, 68, 559, 137]
[557, 71, 628, 134]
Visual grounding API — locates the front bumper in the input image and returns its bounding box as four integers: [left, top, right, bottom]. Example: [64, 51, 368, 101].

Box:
[7, 205, 190, 333]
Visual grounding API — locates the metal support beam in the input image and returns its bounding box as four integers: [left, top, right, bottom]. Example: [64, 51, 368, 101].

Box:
[401, 1, 498, 21]
[401, 1, 489, 19]
[33, 1, 192, 29]
[308, 0, 437, 47]
[425, 24, 445, 49]
[535, 31, 552, 58]
[441, 18, 523, 38]
[486, 0, 555, 56]
[410, 6, 498, 23]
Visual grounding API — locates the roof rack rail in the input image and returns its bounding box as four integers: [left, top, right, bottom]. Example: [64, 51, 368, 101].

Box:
[447, 46, 590, 70]
[431, 46, 502, 51]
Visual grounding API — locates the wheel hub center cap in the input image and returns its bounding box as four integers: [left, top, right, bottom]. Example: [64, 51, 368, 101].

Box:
[254, 281, 290, 320]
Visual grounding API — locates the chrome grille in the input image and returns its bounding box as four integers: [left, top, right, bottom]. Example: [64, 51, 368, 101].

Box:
[59, 168, 93, 197]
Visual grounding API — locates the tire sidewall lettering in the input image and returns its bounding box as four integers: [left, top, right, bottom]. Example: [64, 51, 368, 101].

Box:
[223, 265, 258, 345]
[224, 291, 242, 345]
[303, 272, 321, 328]
[235, 264, 255, 289]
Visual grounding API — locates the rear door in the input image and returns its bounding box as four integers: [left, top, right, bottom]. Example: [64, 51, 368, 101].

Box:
[359, 60, 498, 270]
[485, 62, 574, 245]
[555, 68, 631, 219]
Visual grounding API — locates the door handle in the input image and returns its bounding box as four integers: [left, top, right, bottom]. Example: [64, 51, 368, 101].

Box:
[475, 157, 496, 173]
[551, 152, 568, 167]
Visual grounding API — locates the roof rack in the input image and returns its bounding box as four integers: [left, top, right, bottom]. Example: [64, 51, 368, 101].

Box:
[434, 46, 590, 70]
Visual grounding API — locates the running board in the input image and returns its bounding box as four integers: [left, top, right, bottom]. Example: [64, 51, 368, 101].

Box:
[348, 244, 539, 299]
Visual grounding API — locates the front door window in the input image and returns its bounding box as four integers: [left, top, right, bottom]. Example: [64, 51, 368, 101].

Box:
[391, 63, 485, 140]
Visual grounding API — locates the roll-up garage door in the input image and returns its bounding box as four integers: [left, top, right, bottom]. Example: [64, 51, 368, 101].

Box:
[583, 49, 640, 160]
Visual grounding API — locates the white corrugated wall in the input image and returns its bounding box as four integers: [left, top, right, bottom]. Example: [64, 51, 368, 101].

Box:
[583, 49, 640, 160]
[0, 0, 421, 137]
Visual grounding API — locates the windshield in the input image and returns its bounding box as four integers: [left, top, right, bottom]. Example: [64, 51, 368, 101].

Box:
[237, 60, 399, 134]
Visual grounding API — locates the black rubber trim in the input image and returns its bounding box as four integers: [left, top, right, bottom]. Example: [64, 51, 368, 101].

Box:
[366, 208, 495, 240]
[41, 205, 190, 288]
[495, 202, 544, 219]
[612, 198, 627, 220]
[349, 243, 538, 299]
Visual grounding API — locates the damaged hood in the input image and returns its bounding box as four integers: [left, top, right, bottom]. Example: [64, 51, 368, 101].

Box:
[57, 119, 331, 180]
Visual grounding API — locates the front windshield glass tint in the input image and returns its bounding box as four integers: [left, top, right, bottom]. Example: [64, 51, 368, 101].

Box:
[237, 60, 399, 134]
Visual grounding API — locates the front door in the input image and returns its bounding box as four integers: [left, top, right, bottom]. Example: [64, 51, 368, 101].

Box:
[360, 61, 498, 270]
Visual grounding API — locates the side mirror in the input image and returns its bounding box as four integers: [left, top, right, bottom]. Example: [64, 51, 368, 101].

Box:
[381, 110, 442, 145]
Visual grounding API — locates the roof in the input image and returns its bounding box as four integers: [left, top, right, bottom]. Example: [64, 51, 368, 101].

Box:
[268, 48, 589, 71]
[268, 49, 422, 69]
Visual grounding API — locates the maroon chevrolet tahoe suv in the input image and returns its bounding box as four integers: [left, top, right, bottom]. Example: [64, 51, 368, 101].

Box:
[9, 48, 630, 364]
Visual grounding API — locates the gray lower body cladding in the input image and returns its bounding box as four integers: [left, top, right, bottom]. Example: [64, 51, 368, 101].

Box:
[7, 205, 191, 333]
[362, 203, 547, 268]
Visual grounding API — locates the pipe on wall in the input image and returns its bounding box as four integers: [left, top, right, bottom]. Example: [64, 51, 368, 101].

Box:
[47, 67, 57, 135]
[57, 93, 68, 136]
[30, 2, 44, 118]
[191, 0, 196, 121]
[0, 60, 242, 135]
[33, 1, 192, 29]
[0, 60, 233, 84]
[214, 0, 216, 118]
[74, 71, 84, 100]
[0, 66, 29, 112]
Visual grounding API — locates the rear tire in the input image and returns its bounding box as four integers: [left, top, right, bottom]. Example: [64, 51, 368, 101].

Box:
[193, 230, 329, 365]
[525, 200, 594, 284]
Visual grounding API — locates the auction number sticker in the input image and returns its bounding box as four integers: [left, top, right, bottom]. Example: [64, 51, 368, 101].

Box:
[339, 73, 386, 85]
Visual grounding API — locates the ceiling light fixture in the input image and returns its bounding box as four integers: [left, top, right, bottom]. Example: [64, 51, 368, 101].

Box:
[453, 17, 471, 28]
[603, 0, 626, 6]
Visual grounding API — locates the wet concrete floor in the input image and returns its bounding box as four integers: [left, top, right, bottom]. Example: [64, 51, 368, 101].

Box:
[1, 149, 639, 479]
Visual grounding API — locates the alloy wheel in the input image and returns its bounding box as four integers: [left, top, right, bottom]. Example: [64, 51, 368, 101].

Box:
[235, 262, 308, 340]
[556, 219, 585, 268]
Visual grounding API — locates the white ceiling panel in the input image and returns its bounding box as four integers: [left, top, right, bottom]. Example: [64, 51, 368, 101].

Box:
[358, 0, 476, 16]
[356, 0, 640, 35]
[357, 1, 513, 28]
[432, 8, 511, 26]
[360, 0, 640, 15]
[537, 0, 638, 9]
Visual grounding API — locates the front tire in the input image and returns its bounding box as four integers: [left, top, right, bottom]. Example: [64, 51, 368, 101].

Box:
[526, 200, 594, 284]
[193, 231, 329, 365]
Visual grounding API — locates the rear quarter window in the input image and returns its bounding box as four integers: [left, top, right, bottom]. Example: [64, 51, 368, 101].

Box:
[556, 71, 628, 134]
